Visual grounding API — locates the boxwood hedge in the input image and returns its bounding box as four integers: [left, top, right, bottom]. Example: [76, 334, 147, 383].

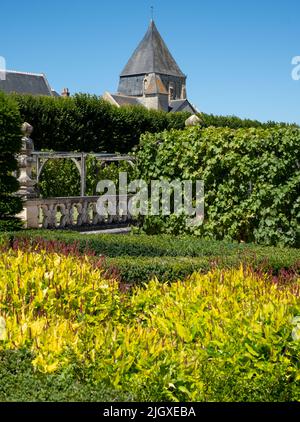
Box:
[3, 230, 300, 284]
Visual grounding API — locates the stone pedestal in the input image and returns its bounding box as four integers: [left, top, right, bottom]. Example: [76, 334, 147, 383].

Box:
[17, 122, 37, 199]
[17, 123, 38, 227]
[17, 201, 40, 229]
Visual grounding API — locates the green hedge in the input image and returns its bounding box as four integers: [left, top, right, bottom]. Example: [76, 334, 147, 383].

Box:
[200, 113, 298, 129]
[4, 231, 300, 284]
[0, 349, 130, 402]
[13, 94, 189, 153]
[135, 126, 300, 247]
[11, 94, 297, 155]
[0, 92, 23, 231]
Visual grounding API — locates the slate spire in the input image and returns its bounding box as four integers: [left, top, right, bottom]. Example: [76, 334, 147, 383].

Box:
[120, 20, 185, 77]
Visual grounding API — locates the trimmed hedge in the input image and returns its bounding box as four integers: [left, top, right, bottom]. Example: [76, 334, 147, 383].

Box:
[200, 113, 298, 129]
[12, 94, 189, 153]
[0, 349, 130, 402]
[0, 92, 23, 231]
[11, 94, 297, 155]
[135, 126, 300, 247]
[3, 231, 300, 284]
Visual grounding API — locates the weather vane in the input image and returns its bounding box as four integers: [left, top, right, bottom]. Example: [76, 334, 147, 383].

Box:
[151, 6, 154, 20]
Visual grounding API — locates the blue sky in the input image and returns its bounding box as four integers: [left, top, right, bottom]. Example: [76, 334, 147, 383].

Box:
[1, 0, 299, 123]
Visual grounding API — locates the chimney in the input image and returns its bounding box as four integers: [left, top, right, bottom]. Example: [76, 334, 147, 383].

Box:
[61, 88, 70, 97]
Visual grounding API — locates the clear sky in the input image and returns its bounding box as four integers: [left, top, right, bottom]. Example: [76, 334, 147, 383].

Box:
[1, 0, 299, 123]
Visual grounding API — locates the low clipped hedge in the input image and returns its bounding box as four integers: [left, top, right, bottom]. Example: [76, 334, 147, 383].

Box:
[105, 256, 210, 284]
[0, 349, 129, 402]
[3, 230, 300, 284]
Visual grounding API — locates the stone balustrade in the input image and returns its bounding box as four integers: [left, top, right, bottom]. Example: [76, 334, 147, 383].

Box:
[16, 123, 135, 230]
[22, 195, 132, 229]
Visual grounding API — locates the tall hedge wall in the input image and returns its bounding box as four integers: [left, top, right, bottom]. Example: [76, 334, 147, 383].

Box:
[12, 93, 297, 154]
[0, 92, 23, 231]
[200, 113, 298, 129]
[135, 126, 300, 247]
[13, 94, 189, 153]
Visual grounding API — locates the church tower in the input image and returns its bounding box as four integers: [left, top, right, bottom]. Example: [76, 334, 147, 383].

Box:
[118, 20, 187, 109]
[103, 20, 197, 113]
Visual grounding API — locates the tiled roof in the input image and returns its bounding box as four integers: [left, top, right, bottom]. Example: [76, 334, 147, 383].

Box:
[111, 94, 141, 106]
[120, 20, 185, 78]
[169, 99, 197, 113]
[0, 70, 53, 96]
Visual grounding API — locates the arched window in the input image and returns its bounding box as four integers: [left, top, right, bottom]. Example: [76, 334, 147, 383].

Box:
[169, 82, 174, 100]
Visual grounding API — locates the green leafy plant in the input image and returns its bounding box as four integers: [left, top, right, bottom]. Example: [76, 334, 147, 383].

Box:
[0, 92, 23, 231]
[0, 249, 299, 402]
[12, 93, 296, 155]
[135, 126, 300, 247]
[12, 93, 188, 153]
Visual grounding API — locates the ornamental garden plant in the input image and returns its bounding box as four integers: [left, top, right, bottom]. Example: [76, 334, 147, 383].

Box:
[0, 246, 299, 402]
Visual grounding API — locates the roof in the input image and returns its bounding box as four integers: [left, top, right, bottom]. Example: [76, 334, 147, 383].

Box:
[0, 70, 53, 96]
[104, 91, 199, 114]
[169, 99, 198, 113]
[103, 92, 141, 107]
[111, 94, 141, 106]
[51, 89, 60, 97]
[120, 20, 185, 78]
